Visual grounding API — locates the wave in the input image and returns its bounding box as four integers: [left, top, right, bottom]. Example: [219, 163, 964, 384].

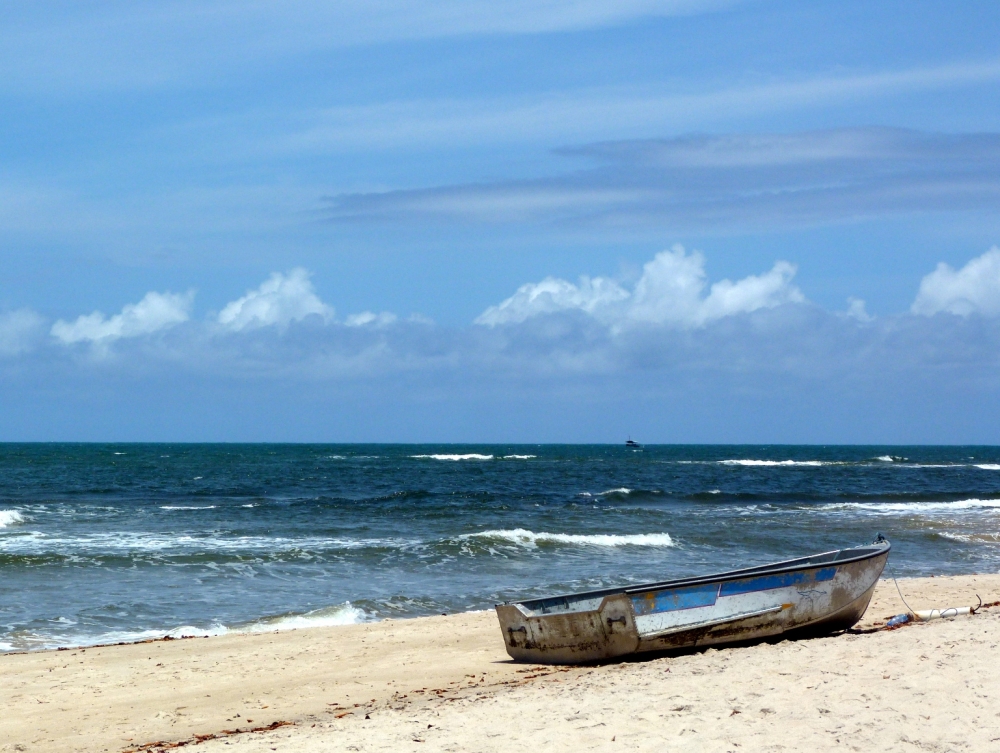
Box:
[938, 532, 1000, 544]
[0, 602, 369, 653]
[502, 455, 536, 460]
[0, 510, 25, 528]
[159, 505, 217, 510]
[719, 459, 830, 467]
[975, 464, 1000, 471]
[0, 532, 413, 556]
[411, 454, 493, 461]
[240, 603, 368, 632]
[824, 498, 1000, 514]
[461, 528, 673, 547]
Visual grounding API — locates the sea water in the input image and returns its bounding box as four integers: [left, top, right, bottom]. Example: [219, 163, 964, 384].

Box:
[2, 444, 999, 652]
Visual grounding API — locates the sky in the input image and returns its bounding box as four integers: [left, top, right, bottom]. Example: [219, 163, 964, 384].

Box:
[2, 0, 1000, 442]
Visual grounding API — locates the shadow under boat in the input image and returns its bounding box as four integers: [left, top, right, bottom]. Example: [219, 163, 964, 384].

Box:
[495, 536, 891, 664]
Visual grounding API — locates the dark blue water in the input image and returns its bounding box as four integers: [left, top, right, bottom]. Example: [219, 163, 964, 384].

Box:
[2, 444, 999, 651]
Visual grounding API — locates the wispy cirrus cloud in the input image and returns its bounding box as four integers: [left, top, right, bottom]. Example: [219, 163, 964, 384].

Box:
[326, 127, 1000, 230]
[288, 61, 1000, 155]
[0, 1, 736, 93]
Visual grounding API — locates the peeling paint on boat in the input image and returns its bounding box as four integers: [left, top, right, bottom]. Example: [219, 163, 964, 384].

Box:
[495, 539, 890, 664]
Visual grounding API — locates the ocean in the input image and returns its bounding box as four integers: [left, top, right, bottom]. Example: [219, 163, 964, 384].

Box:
[2, 443, 999, 652]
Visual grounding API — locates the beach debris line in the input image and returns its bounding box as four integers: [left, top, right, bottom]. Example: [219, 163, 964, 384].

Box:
[122, 720, 293, 753]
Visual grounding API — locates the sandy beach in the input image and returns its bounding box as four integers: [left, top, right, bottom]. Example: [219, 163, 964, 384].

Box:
[3, 574, 999, 753]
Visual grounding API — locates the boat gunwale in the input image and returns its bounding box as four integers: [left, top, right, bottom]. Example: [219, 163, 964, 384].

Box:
[500, 540, 891, 610]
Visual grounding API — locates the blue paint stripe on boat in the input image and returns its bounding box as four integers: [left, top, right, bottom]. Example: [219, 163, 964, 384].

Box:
[631, 583, 720, 616]
[720, 567, 838, 597]
[815, 567, 837, 582]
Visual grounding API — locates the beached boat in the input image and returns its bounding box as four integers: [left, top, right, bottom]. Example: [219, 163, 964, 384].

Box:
[496, 536, 890, 664]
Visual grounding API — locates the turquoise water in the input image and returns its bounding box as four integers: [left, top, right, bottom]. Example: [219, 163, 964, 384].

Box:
[2, 444, 999, 651]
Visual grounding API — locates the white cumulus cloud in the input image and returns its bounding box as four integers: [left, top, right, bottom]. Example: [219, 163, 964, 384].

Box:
[51, 291, 193, 344]
[912, 247, 1000, 317]
[475, 275, 629, 326]
[218, 268, 334, 331]
[476, 245, 803, 328]
[345, 311, 397, 327]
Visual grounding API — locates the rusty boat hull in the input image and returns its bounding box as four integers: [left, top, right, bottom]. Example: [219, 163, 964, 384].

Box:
[495, 539, 890, 664]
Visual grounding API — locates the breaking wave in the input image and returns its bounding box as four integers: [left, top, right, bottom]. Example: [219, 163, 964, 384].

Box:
[411, 454, 494, 461]
[0, 510, 25, 529]
[502, 455, 536, 460]
[975, 464, 1000, 471]
[719, 460, 830, 467]
[824, 498, 1000, 514]
[0, 602, 369, 653]
[461, 528, 673, 547]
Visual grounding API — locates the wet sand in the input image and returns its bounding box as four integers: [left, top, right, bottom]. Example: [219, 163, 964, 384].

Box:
[3, 574, 999, 753]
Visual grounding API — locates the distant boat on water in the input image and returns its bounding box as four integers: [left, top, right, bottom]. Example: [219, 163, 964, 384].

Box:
[625, 438, 641, 448]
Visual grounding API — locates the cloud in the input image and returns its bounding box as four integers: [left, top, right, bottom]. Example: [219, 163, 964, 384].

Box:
[299, 63, 1000, 155]
[477, 246, 803, 328]
[0, 1, 734, 93]
[0, 309, 46, 355]
[911, 247, 1000, 317]
[51, 291, 193, 345]
[217, 268, 334, 331]
[326, 127, 1000, 230]
[345, 311, 398, 327]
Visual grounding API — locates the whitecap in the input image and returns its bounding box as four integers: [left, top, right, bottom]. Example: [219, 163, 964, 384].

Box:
[411, 454, 494, 461]
[0, 510, 25, 529]
[502, 455, 536, 460]
[461, 528, 673, 547]
[939, 532, 1000, 543]
[708, 489, 722, 495]
[719, 460, 828, 467]
[598, 488, 632, 495]
[874, 455, 894, 462]
[825, 498, 1000, 514]
[975, 464, 1000, 471]
[159, 506, 217, 511]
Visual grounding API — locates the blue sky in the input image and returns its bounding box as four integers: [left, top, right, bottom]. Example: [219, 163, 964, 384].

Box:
[2, 1, 1000, 441]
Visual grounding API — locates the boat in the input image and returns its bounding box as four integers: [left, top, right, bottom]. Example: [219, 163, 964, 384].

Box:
[495, 536, 890, 664]
[625, 438, 641, 448]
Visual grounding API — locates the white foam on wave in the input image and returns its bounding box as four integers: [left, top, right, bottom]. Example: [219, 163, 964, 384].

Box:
[719, 459, 829, 467]
[0, 531, 410, 554]
[600, 488, 632, 495]
[462, 528, 673, 547]
[975, 464, 1000, 470]
[502, 455, 536, 460]
[874, 455, 894, 462]
[0, 510, 25, 528]
[939, 532, 1000, 543]
[242, 603, 368, 632]
[159, 506, 217, 511]
[826, 498, 1000, 514]
[411, 454, 494, 461]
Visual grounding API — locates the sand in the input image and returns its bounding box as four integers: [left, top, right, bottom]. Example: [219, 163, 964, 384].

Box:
[3, 574, 999, 753]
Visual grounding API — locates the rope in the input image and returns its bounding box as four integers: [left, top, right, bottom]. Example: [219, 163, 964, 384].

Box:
[888, 562, 916, 617]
